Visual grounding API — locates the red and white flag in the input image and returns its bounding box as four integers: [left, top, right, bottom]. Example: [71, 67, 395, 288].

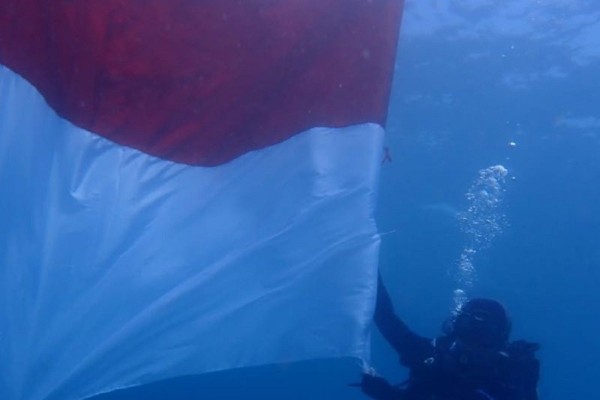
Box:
[0, 1, 404, 399]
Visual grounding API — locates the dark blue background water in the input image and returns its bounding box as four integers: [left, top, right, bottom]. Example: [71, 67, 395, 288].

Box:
[94, 1, 600, 399]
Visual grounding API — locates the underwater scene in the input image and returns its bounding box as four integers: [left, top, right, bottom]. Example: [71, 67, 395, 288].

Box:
[98, 1, 600, 399]
[1, 1, 599, 400]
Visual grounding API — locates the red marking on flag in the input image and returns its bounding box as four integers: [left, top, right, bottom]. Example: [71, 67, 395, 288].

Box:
[0, 0, 403, 166]
[382, 146, 393, 164]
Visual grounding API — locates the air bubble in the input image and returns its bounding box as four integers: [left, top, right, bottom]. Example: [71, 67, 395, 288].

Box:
[452, 165, 509, 310]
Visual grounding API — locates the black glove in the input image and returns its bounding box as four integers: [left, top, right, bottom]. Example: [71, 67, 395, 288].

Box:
[360, 373, 398, 400]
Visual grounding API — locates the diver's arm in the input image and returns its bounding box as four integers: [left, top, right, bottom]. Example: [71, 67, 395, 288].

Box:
[374, 274, 432, 366]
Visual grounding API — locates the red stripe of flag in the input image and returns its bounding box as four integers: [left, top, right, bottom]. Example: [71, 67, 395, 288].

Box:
[0, 0, 403, 165]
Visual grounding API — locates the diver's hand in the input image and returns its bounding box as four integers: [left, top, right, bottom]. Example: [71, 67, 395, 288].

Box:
[360, 373, 396, 400]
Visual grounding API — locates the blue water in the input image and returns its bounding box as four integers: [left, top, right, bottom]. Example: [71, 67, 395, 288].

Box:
[378, 2, 600, 399]
[93, 1, 600, 399]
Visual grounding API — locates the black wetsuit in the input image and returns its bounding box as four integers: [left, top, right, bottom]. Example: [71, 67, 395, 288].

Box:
[370, 277, 540, 400]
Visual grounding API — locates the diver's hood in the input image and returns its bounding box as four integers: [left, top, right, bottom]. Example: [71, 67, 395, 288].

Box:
[450, 298, 511, 349]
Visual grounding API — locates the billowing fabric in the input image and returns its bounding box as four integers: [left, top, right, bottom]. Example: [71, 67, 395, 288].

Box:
[0, 67, 381, 400]
[0, 1, 404, 400]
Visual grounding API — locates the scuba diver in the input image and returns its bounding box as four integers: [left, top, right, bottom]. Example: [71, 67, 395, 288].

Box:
[360, 275, 540, 400]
